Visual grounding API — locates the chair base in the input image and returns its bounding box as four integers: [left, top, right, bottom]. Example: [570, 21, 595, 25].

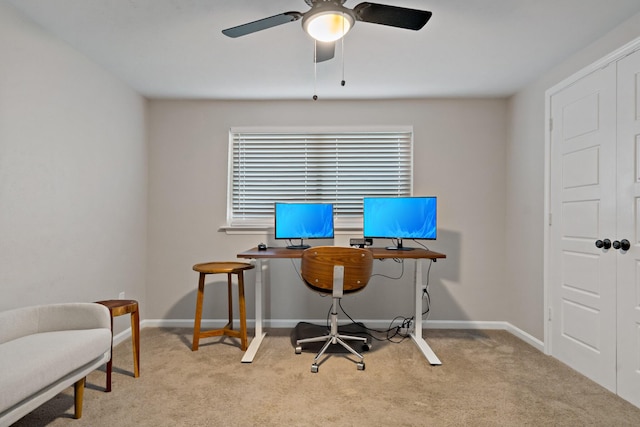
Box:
[296, 333, 368, 372]
[293, 322, 371, 351]
[295, 314, 371, 373]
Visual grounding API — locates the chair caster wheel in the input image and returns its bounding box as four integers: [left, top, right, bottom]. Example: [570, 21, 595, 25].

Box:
[357, 362, 365, 371]
[295, 346, 302, 354]
[311, 364, 319, 373]
[363, 342, 372, 351]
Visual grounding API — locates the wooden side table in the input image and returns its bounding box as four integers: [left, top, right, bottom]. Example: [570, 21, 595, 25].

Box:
[95, 299, 140, 392]
[192, 262, 255, 351]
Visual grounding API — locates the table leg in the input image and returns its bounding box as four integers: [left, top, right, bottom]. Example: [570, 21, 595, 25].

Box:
[106, 314, 114, 392]
[238, 272, 248, 351]
[227, 273, 234, 328]
[192, 273, 205, 351]
[131, 306, 140, 377]
[241, 259, 267, 363]
[410, 258, 442, 365]
[74, 377, 85, 419]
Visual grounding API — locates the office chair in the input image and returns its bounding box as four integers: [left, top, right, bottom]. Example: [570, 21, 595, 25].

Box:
[295, 246, 374, 373]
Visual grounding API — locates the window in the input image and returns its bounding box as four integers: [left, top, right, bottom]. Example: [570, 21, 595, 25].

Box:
[227, 126, 413, 230]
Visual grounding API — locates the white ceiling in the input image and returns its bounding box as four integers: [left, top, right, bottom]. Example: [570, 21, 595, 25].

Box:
[6, 0, 640, 100]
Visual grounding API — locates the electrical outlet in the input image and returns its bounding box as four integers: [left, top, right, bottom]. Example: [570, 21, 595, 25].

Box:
[118, 291, 125, 299]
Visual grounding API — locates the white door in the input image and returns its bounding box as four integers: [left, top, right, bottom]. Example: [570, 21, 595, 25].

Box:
[616, 48, 640, 407]
[549, 64, 618, 392]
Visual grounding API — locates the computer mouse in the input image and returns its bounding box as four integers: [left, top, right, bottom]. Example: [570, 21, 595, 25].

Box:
[257, 243, 267, 251]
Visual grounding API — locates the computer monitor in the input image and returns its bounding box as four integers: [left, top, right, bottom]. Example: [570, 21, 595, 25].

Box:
[363, 196, 437, 250]
[274, 202, 334, 249]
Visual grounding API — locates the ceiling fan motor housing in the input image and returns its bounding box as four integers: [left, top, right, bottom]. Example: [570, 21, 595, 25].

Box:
[304, 0, 348, 7]
[302, 1, 356, 42]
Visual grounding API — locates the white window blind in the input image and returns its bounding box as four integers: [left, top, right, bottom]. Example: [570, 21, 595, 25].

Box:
[227, 127, 413, 228]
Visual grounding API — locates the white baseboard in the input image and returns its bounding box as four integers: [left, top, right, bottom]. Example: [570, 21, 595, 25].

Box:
[422, 320, 544, 352]
[113, 318, 544, 353]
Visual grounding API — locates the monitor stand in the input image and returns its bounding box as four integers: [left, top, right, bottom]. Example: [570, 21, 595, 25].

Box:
[385, 239, 415, 251]
[286, 239, 310, 250]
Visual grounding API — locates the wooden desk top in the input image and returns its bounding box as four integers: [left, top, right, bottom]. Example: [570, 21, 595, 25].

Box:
[237, 246, 446, 260]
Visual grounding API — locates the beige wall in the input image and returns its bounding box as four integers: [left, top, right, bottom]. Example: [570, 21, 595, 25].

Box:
[147, 99, 508, 325]
[8, 0, 639, 341]
[0, 3, 148, 334]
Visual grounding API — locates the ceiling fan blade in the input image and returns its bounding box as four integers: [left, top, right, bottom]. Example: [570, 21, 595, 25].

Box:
[315, 41, 335, 63]
[222, 12, 303, 38]
[353, 2, 432, 30]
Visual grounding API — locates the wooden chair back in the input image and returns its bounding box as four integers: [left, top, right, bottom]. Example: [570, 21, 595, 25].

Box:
[301, 246, 373, 295]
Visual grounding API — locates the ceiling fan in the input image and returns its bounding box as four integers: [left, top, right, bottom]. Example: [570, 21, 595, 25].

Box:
[222, 0, 432, 62]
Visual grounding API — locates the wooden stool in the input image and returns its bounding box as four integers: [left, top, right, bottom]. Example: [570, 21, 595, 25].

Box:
[95, 299, 140, 392]
[192, 262, 255, 351]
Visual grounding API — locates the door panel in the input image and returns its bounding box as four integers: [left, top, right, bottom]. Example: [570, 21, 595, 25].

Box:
[562, 251, 599, 294]
[616, 48, 640, 408]
[550, 64, 617, 392]
[562, 146, 600, 188]
[561, 200, 599, 238]
[561, 299, 600, 350]
[562, 92, 600, 139]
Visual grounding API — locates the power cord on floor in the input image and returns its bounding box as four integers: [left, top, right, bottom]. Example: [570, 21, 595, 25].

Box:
[335, 254, 435, 344]
[336, 299, 415, 343]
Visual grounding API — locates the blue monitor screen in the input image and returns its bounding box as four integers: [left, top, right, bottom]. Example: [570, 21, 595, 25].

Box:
[363, 197, 437, 240]
[274, 202, 334, 240]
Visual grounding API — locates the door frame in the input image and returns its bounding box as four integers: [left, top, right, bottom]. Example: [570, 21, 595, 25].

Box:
[543, 37, 640, 356]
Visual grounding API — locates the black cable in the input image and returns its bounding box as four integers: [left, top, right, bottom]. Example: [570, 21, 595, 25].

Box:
[337, 299, 412, 343]
[422, 259, 433, 317]
[324, 302, 331, 331]
[411, 238, 431, 251]
[370, 258, 404, 280]
[334, 253, 435, 342]
[289, 257, 302, 281]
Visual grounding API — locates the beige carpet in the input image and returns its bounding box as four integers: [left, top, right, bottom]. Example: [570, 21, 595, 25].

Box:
[12, 327, 640, 426]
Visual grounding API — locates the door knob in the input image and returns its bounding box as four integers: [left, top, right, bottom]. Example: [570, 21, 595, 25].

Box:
[595, 239, 611, 249]
[613, 239, 631, 251]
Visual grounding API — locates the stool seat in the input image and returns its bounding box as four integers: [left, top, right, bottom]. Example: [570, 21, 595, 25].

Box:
[95, 299, 140, 392]
[193, 262, 255, 275]
[192, 261, 254, 352]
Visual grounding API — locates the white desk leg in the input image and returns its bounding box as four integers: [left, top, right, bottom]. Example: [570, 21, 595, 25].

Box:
[241, 259, 267, 363]
[410, 258, 442, 365]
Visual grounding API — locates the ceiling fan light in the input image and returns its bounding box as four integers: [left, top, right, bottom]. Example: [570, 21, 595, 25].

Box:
[303, 11, 353, 42]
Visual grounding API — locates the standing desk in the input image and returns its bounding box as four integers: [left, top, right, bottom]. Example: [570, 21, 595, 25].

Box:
[237, 246, 446, 365]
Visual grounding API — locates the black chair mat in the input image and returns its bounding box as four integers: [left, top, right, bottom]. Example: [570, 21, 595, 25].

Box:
[291, 322, 371, 353]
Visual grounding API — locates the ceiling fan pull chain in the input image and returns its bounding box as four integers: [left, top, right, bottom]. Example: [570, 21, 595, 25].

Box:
[313, 41, 318, 100]
[341, 15, 346, 87]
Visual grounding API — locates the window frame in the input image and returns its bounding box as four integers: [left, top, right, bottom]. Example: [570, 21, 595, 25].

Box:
[224, 126, 414, 232]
